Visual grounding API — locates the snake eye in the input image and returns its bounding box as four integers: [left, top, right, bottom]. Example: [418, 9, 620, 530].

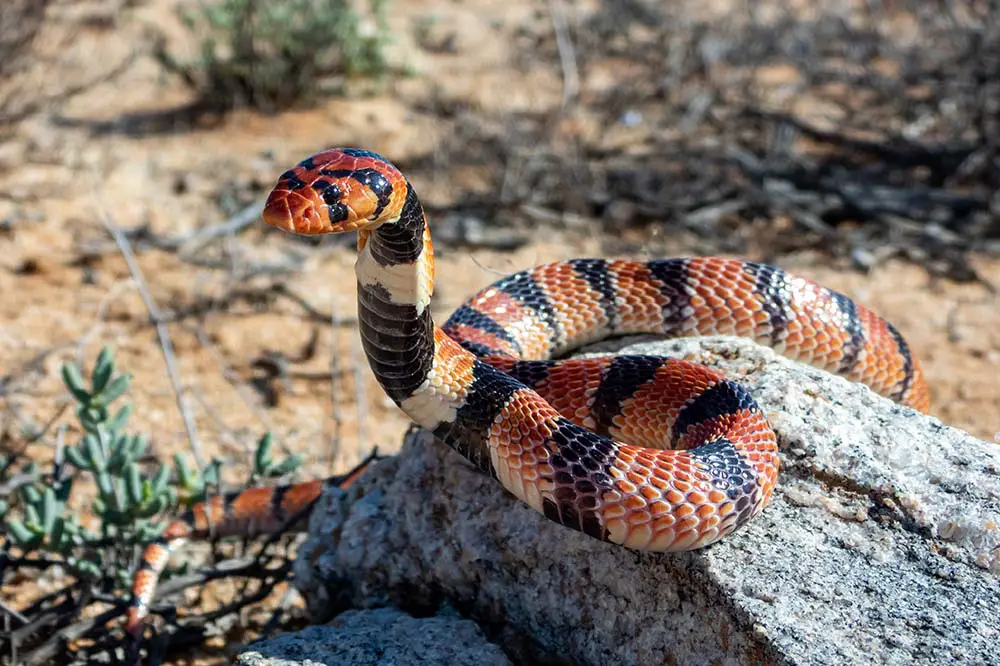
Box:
[327, 202, 349, 223]
[312, 179, 342, 207]
[311, 179, 348, 222]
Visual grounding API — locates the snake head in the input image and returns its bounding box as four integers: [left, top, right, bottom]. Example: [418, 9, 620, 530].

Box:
[262, 148, 407, 235]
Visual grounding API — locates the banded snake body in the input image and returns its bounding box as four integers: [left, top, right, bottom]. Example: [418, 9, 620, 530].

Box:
[125, 147, 929, 640]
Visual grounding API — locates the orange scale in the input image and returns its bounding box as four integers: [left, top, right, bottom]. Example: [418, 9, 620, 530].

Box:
[624, 495, 647, 511]
[696, 504, 717, 518]
[627, 509, 653, 526]
[601, 489, 624, 505]
[708, 489, 729, 504]
[520, 467, 540, 483]
[653, 515, 678, 530]
[626, 471, 647, 486]
[672, 530, 699, 550]
[649, 475, 670, 490]
[704, 294, 724, 308]
[650, 460, 676, 479]
[677, 515, 701, 531]
[615, 449, 637, 465]
[675, 504, 696, 518]
[649, 501, 672, 517]
[674, 480, 692, 493]
[687, 491, 707, 505]
[700, 514, 721, 529]
[718, 502, 736, 517]
[617, 479, 638, 495]
[448, 324, 518, 357]
[665, 489, 686, 504]
[649, 529, 677, 550]
[697, 307, 717, 322]
[625, 523, 654, 549]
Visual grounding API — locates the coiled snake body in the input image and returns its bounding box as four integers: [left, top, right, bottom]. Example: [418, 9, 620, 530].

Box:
[125, 148, 929, 639]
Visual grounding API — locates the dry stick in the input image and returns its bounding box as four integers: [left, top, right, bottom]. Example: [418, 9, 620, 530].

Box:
[0, 599, 29, 628]
[548, 0, 579, 109]
[20, 605, 122, 666]
[3, 608, 13, 666]
[177, 198, 266, 259]
[101, 214, 205, 467]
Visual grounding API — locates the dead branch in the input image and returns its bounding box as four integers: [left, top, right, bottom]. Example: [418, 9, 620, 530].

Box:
[101, 213, 205, 467]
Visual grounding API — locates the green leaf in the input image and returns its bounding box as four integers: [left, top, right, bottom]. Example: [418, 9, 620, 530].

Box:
[73, 558, 101, 578]
[6, 519, 37, 545]
[61, 363, 90, 403]
[138, 494, 170, 518]
[125, 463, 143, 505]
[91, 347, 115, 393]
[41, 488, 58, 535]
[150, 463, 171, 495]
[81, 405, 109, 426]
[108, 404, 133, 433]
[271, 453, 304, 476]
[50, 516, 66, 550]
[112, 432, 129, 454]
[95, 374, 131, 406]
[130, 435, 149, 462]
[96, 471, 114, 498]
[24, 504, 41, 530]
[22, 485, 40, 504]
[64, 445, 90, 470]
[175, 453, 194, 488]
[202, 460, 221, 487]
[80, 412, 102, 434]
[254, 432, 274, 474]
[113, 478, 128, 512]
[84, 434, 105, 470]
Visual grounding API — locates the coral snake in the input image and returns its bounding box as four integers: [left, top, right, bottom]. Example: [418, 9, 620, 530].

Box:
[124, 147, 929, 641]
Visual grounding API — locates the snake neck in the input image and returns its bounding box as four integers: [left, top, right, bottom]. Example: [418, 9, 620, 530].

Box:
[354, 181, 443, 412]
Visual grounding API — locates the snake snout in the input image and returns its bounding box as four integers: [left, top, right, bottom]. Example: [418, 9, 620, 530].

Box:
[263, 188, 324, 234]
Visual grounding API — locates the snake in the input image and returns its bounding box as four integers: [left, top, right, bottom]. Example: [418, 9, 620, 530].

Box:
[124, 450, 378, 638]
[124, 147, 929, 641]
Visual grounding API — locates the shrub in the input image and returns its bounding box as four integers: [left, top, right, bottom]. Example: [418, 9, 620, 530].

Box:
[154, 0, 391, 114]
[0, 347, 303, 657]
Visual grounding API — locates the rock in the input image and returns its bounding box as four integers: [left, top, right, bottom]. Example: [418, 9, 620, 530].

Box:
[236, 607, 511, 666]
[294, 336, 1000, 666]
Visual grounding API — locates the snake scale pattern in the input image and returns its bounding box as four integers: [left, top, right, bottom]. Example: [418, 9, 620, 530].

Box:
[124, 147, 929, 641]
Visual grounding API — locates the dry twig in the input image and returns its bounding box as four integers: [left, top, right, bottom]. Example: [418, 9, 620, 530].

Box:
[100, 213, 205, 467]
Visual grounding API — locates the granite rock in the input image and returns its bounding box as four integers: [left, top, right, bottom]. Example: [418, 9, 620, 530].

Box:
[291, 337, 1000, 665]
